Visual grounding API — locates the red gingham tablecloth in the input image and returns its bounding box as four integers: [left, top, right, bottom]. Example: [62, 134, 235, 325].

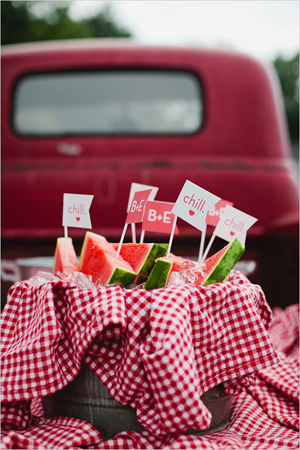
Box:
[1, 271, 299, 449]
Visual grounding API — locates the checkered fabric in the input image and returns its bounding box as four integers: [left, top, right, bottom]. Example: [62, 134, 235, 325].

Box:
[1, 272, 298, 449]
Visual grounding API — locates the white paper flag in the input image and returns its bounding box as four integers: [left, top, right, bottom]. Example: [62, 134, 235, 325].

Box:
[172, 180, 220, 232]
[63, 194, 94, 228]
[213, 205, 257, 247]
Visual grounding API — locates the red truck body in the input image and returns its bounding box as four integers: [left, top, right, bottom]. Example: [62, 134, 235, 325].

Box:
[1, 40, 299, 306]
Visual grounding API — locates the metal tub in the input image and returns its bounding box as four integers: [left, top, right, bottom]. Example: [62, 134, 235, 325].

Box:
[42, 362, 232, 441]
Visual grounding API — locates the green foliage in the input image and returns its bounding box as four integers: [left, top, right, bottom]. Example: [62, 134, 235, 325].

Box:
[80, 7, 131, 39]
[273, 53, 299, 142]
[1, 1, 131, 45]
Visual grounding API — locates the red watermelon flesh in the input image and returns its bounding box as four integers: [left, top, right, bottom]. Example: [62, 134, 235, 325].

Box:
[111, 243, 152, 272]
[111, 242, 168, 276]
[79, 232, 136, 286]
[53, 237, 79, 276]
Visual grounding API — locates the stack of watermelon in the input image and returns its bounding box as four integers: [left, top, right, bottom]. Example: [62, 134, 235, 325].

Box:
[53, 232, 244, 290]
[53, 232, 168, 287]
[143, 239, 244, 289]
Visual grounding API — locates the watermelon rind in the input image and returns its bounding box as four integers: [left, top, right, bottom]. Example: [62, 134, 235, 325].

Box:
[108, 267, 137, 286]
[202, 238, 245, 286]
[79, 232, 137, 287]
[138, 243, 168, 276]
[143, 259, 173, 290]
[157, 243, 169, 250]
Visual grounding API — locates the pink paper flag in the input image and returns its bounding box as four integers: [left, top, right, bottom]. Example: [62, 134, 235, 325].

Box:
[127, 183, 159, 212]
[126, 183, 159, 243]
[126, 189, 152, 224]
[142, 201, 179, 234]
[206, 199, 234, 227]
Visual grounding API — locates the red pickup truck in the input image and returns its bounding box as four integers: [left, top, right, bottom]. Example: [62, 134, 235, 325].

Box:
[1, 40, 299, 306]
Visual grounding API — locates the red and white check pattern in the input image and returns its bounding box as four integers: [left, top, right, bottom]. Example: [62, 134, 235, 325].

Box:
[1, 273, 298, 449]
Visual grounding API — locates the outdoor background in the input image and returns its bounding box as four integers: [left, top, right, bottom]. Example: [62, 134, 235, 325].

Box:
[1, 0, 299, 157]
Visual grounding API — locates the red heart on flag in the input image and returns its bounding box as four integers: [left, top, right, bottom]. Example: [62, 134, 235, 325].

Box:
[76, 217, 80, 222]
[189, 210, 195, 216]
[230, 231, 235, 236]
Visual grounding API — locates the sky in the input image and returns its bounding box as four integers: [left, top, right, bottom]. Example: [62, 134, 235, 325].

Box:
[69, 1, 299, 63]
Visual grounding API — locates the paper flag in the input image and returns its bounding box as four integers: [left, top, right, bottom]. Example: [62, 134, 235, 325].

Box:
[172, 180, 220, 232]
[117, 189, 152, 257]
[142, 201, 179, 234]
[213, 205, 257, 247]
[126, 183, 159, 243]
[202, 199, 234, 261]
[127, 183, 159, 212]
[206, 199, 234, 227]
[63, 193, 94, 228]
[126, 189, 152, 224]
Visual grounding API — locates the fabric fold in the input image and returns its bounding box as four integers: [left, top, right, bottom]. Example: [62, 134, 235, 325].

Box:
[1, 271, 279, 438]
[1, 280, 127, 402]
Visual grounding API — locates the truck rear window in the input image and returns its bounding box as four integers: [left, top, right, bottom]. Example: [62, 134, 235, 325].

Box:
[13, 70, 203, 136]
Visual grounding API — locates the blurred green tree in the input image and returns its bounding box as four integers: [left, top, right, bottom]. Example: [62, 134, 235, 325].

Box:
[1, 1, 131, 45]
[273, 53, 299, 143]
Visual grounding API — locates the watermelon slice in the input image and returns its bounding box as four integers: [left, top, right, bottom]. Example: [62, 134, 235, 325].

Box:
[111, 242, 168, 276]
[53, 237, 79, 276]
[79, 232, 136, 287]
[144, 238, 245, 290]
[143, 258, 173, 290]
[160, 253, 190, 272]
[196, 239, 244, 286]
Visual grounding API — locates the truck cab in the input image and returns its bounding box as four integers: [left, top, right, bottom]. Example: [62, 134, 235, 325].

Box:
[1, 40, 299, 306]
